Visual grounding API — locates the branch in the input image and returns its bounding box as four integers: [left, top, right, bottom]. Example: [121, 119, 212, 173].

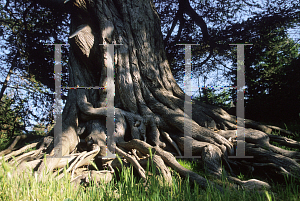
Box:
[180, 0, 209, 42]
[178, 0, 214, 69]
[167, 11, 185, 48]
[164, 8, 183, 43]
[213, 56, 233, 71]
[0, 52, 19, 101]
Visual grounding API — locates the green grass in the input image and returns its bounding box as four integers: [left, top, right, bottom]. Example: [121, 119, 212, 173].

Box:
[0, 152, 299, 201]
[262, 120, 300, 139]
[0, 134, 14, 152]
[261, 120, 300, 152]
[0, 123, 299, 200]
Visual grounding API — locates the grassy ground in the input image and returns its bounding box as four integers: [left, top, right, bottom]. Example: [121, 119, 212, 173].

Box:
[0, 152, 299, 200]
[0, 123, 299, 201]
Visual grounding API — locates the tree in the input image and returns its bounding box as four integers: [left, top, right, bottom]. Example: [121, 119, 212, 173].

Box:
[224, 25, 300, 123]
[0, 0, 68, 132]
[1, 0, 300, 193]
[0, 94, 24, 139]
[194, 88, 232, 111]
[156, 0, 299, 84]
[244, 32, 300, 123]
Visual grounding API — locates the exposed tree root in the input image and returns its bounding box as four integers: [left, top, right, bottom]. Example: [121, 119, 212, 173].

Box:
[0, 134, 43, 157]
[0, 135, 25, 157]
[265, 125, 296, 137]
[0, 142, 39, 163]
[1, 102, 299, 193]
[1, 121, 299, 194]
[267, 134, 300, 150]
[226, 176, 271, 190]
[218, 128, 300, 159]
[118, 139, 225, 192]
[71, 167, 114, 188]
[114, 146, 146, 181]
[139, 154, 173, 186]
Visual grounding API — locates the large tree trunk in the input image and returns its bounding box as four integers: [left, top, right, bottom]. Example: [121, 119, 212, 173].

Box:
[1, 0, 299, 192]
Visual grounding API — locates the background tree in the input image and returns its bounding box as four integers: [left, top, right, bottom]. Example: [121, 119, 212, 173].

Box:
[244, 33, 300, 123]
[194, 88, 232, 110]
[0, 93, 25, 151]
[0, 94, 24, 138]
[0, 0, 68, 131]
[224, 26, 300, 122]
[155, 0, 299, 83]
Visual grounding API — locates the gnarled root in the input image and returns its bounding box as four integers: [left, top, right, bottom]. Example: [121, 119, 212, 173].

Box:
[0, 134, 44, 157]
[0, 142, 39, 164]
[138, 154, 173, 186]
[227, 176, 271, 190]
[118, 139, 225, 192]
[217, 128, 300, 183]
[1, 116, 299, 195]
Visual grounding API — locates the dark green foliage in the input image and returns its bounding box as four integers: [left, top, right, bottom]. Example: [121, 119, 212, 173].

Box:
[0, 0, 68, 133]
[194, 88, 232, 110]
[0, 94, 25, 151]
[154, 0, 299, 84]
[0, 0, 70, 93]
[242, 28, 300, 123]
